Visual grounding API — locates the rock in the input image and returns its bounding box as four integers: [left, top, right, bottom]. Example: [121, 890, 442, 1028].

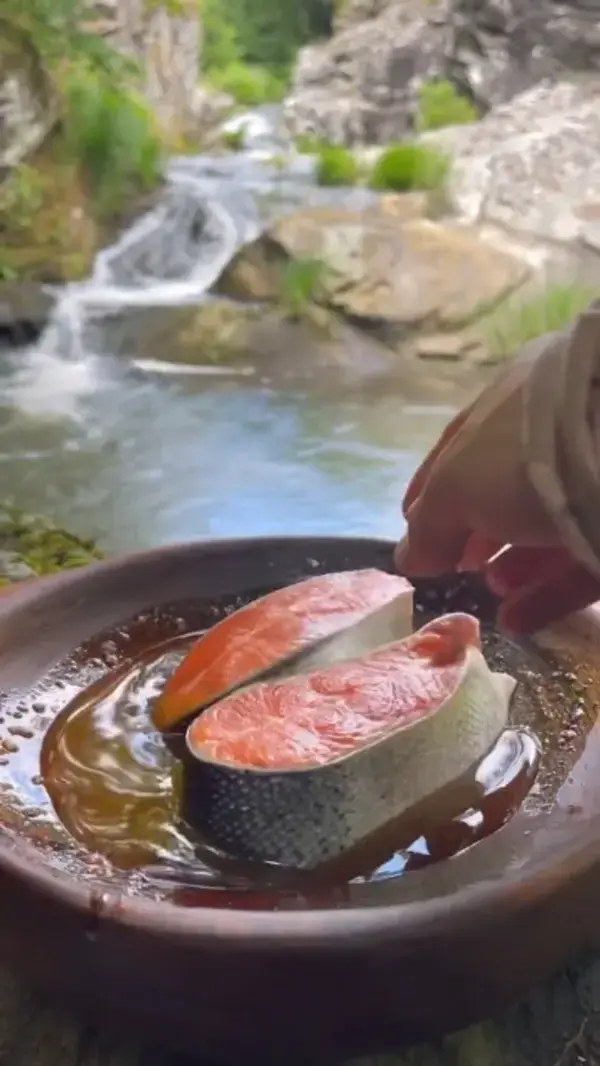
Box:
[285, 0, 600, 147]
[426, 79, 600, 245]
[416, 332, 477, 360]
[86, 0, 202, 138]
[449, 0, 600, 112]
[224, 205, 530, 348]
[0, 25, 58, 169]
[333, 0, 394, 33]
[0, 282, 55, 342]
[0, 552, 35, 584]
[190, 86, 235, 141]
[217, 237, 290, 303]
[0, 505, 102, 581]
[284, 0, 452, 145]
[110, 297, 399, 382]
[378, 192, 431, 222]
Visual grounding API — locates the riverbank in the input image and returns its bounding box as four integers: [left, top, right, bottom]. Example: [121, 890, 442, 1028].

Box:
[0, 505, 102, 587]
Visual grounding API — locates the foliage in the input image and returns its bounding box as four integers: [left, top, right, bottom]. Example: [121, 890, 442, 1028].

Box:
[482, 284, 597, 361]
[61, 65, 162, 218]
[201, 0, 334, 92]
[369, 143, 450, 192]
[315, 145, 360, 186]
[295, 133, 324, 154]
[208, 62, 288, 105]
[0, 504, 102, 585]
[201, 0, 242, 70]
[214, 0, 334, 71]
[1, 0, 135, 82]
[221, 127, 245, 151]
[0, 0, 164, 281]
[416, 79, 479, 131]
[0, 154, 99, 282]
[279, 257, 329, 318]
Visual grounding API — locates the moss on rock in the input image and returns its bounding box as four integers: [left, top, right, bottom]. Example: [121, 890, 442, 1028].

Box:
[0, 139, 162, 285]
[0, 504, 102, 587]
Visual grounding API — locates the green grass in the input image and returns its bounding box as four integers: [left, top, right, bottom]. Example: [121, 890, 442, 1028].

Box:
[315, 144, 360, 187]
[483, 284, 597, 360]
[369, 142, 450, 192]
[208, 62, 287, 106]
[61, 64, 162, 218]
[221, 127, 245, 151]
[295, 132, 324, 155]
[416, 79, 479, 132]
[279, 256, 328, 318]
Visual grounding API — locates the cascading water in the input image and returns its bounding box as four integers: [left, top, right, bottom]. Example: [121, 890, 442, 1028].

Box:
[3, 162, 262, 418]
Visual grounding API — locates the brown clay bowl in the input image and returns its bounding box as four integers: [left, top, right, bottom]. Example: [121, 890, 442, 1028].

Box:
[0, 535, 600, 1063]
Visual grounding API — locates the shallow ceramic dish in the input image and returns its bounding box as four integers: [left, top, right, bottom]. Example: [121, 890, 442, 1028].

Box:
[0, 535, 600, 1063]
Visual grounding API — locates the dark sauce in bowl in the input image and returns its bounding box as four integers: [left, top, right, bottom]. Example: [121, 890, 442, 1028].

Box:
[0, 576, 594, 911]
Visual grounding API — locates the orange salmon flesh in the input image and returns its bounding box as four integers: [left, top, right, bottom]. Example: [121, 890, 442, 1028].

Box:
[154, 569, 412, 731]
[187, 613, 481, 771]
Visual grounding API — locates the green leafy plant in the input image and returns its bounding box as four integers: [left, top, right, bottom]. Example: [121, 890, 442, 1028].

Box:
[369, 142, 450, 192]
[61, 64, 162, 218]
[1, 0, 136, 81]
[315, 144, 359, 187]
[279, 256, 328, 318]
[483, 284, 597, 361]
[222, 127, 245, 151]
[0, 165, 45, 221]
[208, 62, 287, 105]
[416, 79, 479, 131]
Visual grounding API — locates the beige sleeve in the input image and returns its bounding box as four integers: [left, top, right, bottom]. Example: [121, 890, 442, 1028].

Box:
[523, 300, 600, 580]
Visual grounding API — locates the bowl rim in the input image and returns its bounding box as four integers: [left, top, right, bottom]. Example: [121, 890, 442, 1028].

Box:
[1, 533, 599, 948]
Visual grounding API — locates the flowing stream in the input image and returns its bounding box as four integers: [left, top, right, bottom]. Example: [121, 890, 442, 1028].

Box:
[0, 108, 486, 553]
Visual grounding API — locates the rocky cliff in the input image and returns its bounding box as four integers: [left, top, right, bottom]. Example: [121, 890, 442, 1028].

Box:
[0, 1, 201, 175]
[284, 0, 600, 145]
[86, 0, 202, 136]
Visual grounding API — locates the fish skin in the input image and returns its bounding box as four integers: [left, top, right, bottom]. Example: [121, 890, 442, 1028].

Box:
[182, 613, 516, 869]
[154, 569, 414, 731]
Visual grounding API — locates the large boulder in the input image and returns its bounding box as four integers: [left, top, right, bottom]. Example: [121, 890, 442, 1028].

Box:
[101, 297, 402, 383]
[220, 202, 531, 351]
[285, 0, 600, 146]
[425, 79, 600, 246]
[284, 0, 452, 145]
[85, 0, 202, 138]
[449, 0, 600, 112]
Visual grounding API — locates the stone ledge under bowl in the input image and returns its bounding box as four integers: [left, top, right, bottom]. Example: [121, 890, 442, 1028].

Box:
[0, 535, 599, 1062]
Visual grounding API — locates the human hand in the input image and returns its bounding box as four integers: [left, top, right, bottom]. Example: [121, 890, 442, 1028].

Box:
[394, 334, 600, 634]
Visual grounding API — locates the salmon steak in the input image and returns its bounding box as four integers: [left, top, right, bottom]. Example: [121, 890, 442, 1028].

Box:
[154, 569, 414, 731]
[183, 612, 516, 869]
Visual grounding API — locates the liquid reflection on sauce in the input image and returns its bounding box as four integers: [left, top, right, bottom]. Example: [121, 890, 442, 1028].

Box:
[41, 636, 541, 909]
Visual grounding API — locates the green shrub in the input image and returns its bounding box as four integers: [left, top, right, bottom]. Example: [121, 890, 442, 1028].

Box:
[279, 256, 328, 318]
[369, 142, 450, 192]
[483, 284, 597, 361]
[222, 127, 245, 151]
[61, 64, 162, 218]
[208, 62, 287, 105]
[417, 79, 479, 132]
[315, 145, 359, 187]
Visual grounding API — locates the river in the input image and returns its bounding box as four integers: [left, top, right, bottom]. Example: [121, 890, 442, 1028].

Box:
[0, 107, 487, 555]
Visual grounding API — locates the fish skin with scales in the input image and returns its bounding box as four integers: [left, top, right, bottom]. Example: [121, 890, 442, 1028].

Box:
[183, 613, 516, 869]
